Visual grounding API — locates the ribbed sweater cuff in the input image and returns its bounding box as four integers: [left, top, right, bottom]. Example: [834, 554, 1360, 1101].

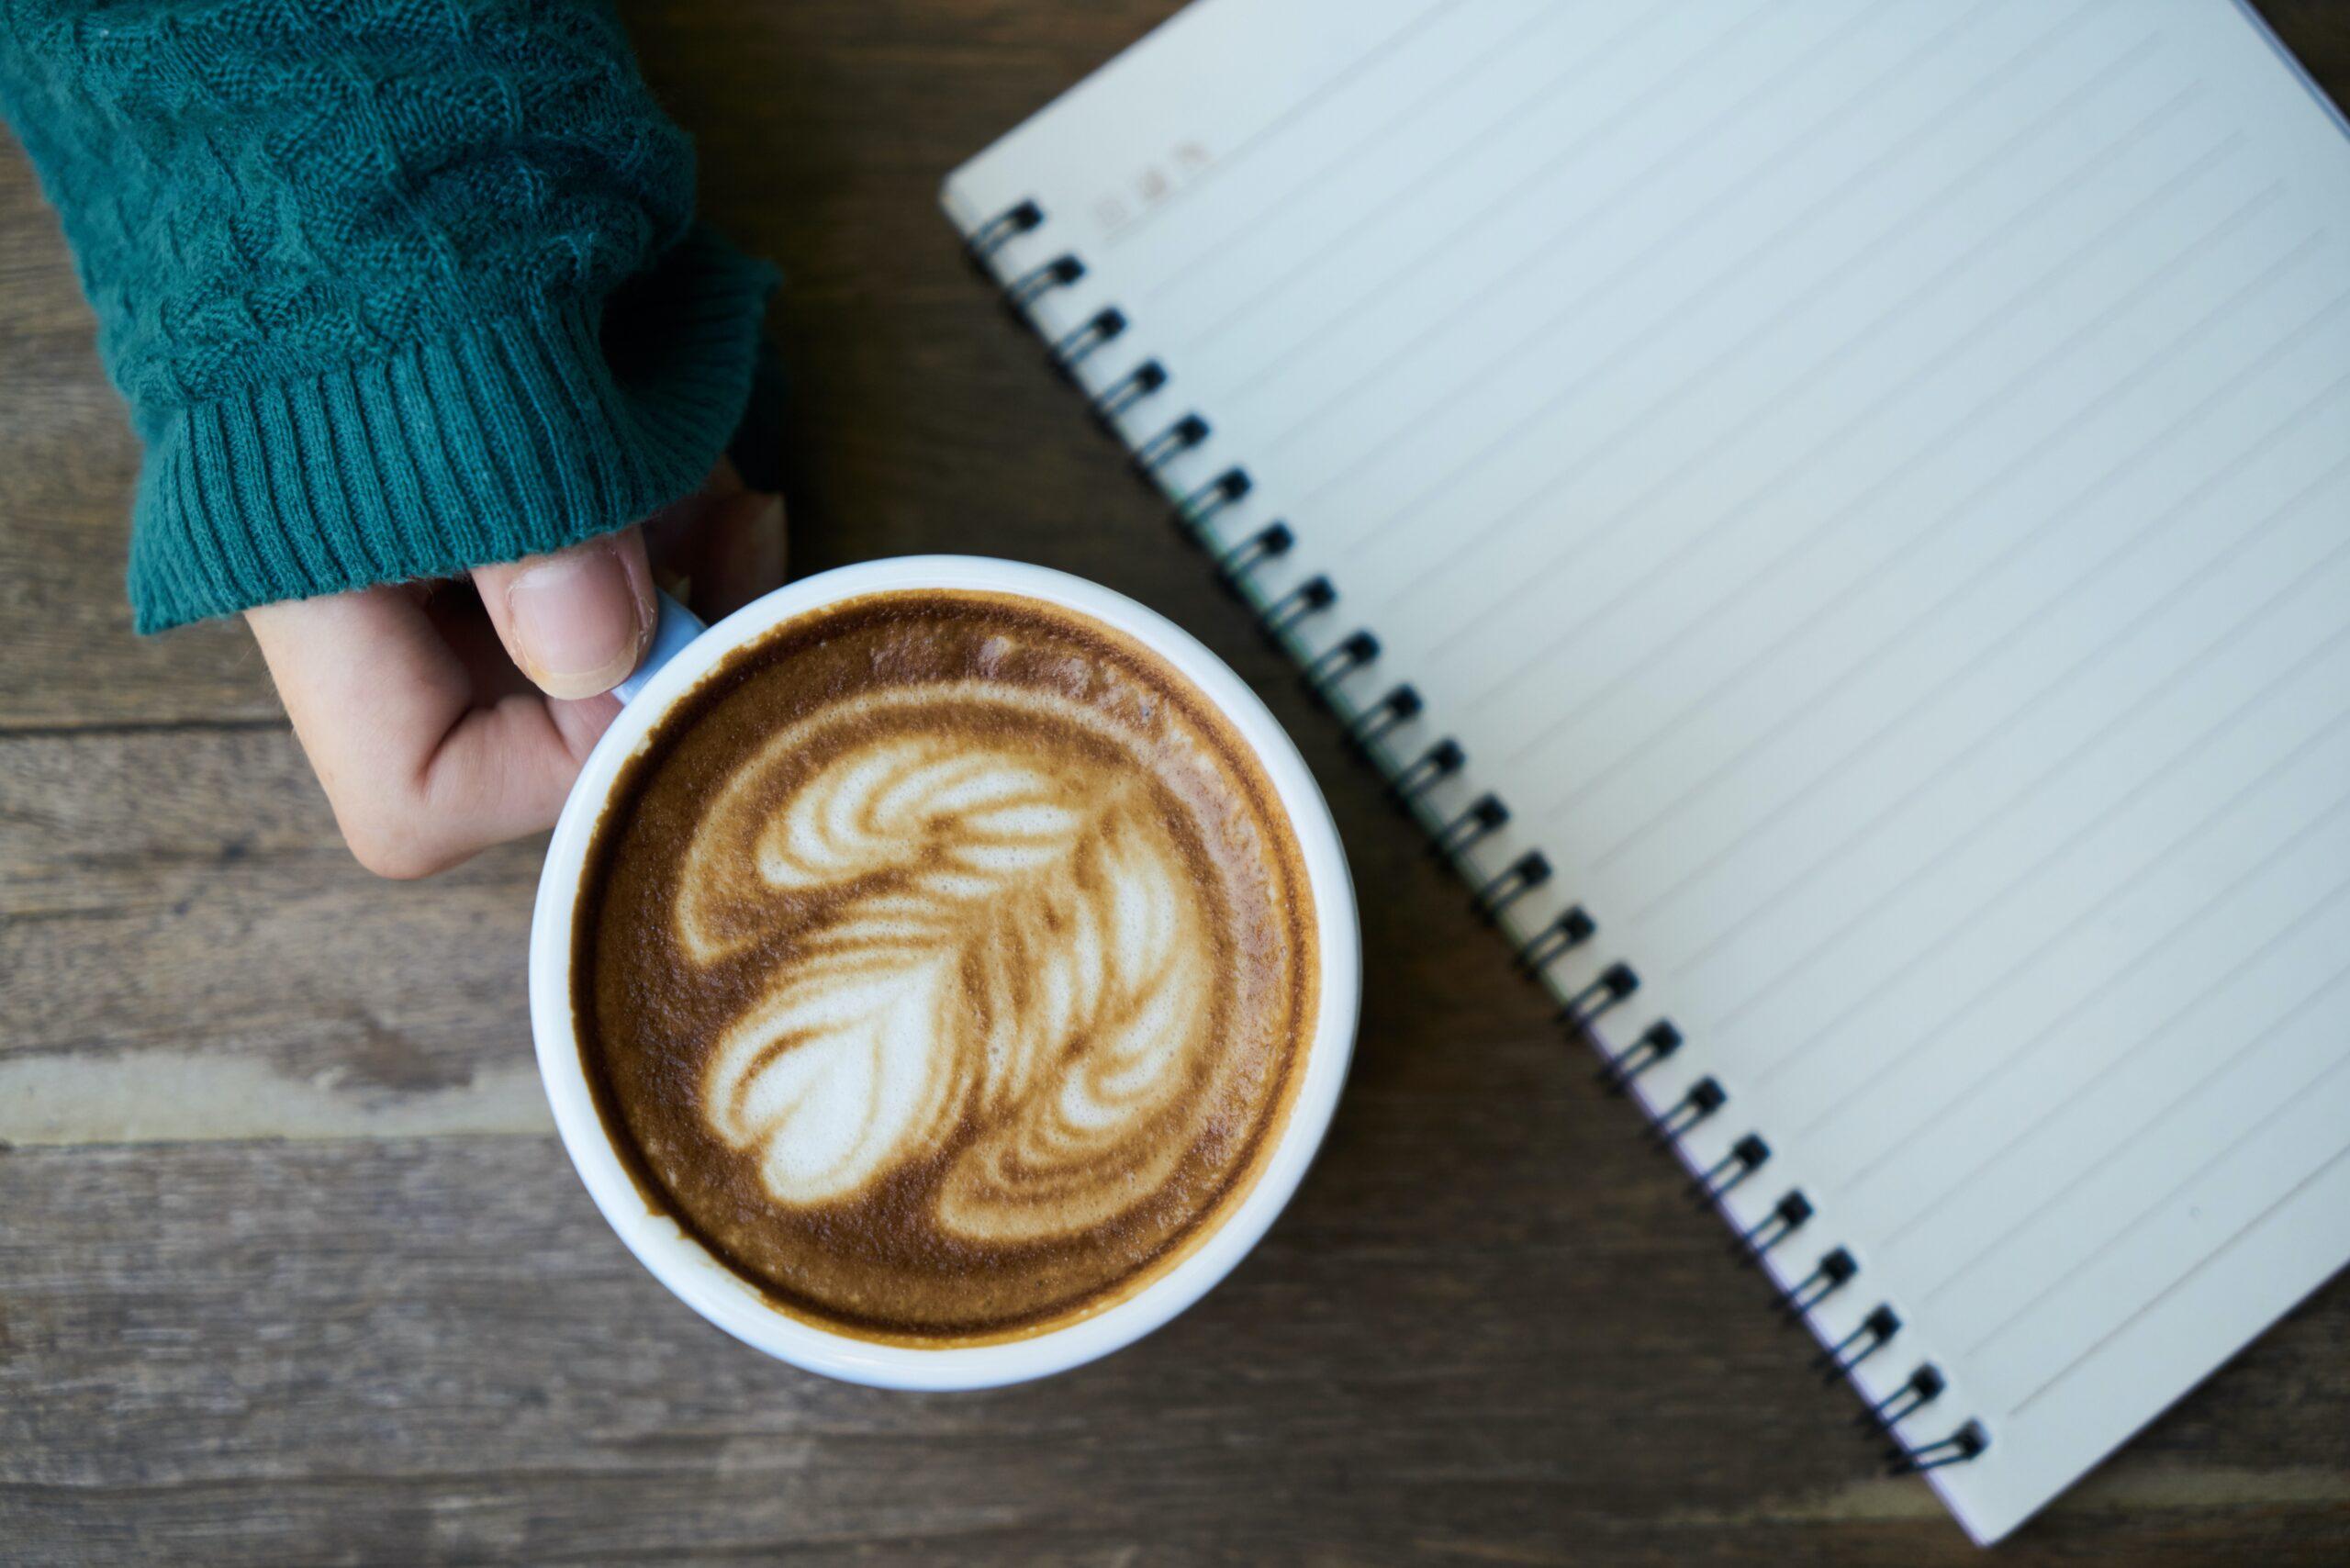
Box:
[128, 230, 779, 633]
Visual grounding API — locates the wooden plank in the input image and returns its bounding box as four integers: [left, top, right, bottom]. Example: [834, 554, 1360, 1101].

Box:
[1, 1138, 2344, 1566]
[0, 725, 551, 1142]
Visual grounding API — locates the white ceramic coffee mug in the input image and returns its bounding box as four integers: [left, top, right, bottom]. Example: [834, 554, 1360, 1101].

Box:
[529, 555, 1360, 1390]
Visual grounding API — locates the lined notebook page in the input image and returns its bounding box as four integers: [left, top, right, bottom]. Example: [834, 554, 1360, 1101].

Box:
[944, 0, 2350, 1543]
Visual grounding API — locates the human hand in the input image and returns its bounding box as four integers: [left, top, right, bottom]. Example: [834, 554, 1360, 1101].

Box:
[248, 463, 785, 878]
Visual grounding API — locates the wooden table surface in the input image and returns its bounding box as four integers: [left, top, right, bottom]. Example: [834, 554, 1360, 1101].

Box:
[5, 3, 2347, 1562]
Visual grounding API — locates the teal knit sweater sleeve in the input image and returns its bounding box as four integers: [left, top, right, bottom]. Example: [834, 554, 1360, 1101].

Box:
[0, 0, 777, 632]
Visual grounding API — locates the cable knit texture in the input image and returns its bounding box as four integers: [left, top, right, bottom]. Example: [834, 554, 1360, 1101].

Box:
[0, 0, 777, 630]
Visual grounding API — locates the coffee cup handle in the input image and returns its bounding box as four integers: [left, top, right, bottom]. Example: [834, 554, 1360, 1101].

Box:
[614, 590, 707, 707]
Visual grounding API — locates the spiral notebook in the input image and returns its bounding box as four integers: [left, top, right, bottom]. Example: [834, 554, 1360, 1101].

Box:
[942, 0, 2350, 1542]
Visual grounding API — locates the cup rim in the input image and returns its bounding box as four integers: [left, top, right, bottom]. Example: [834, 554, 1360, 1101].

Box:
[529, 554, 1360, 1390]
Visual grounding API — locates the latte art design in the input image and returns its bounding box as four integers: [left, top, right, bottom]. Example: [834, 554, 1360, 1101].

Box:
[682, 688, 1224, 1243]
[575, 590, 1314, 1343]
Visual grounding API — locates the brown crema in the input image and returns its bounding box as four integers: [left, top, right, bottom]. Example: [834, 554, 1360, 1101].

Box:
[574, 588, 1316, 1345]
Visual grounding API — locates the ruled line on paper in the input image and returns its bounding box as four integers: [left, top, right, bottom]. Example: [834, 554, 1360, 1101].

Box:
[1964, 1027, 2350, 1365]
[2006, 1132, 2350, 1418]
[1382, 5, 2149, 652]
[1776, 701, 2350, 1205]
[1887, 890, 2350, 1261]
[1129, 0, 1626, 302]
[1218, 0, 1917, 434]
[1459, 123, 2249, 736]
[1913, 931, 2350, 1306]
[1766, 570, 2350, 1130]
[1125, 0, 1589, 300]
[1857, 835, 2350, 1217]
[1240, 0, 1982, 464]
[1542, 171, 2282, 836]
[1697, 405, 2350, 1062]
[1336, 8, 2152, 600]
[1635, 313, 2350, 956]
[1767, 627, 2350, 1126]
[1736, 440, 2350, 1087]
[1490, 139, 2264, 810]
[1521, 204, 2289, 871]
[1820, 653, 2350, 1193]
[1552, 189, 2303, 876]
[1152, 0, 1718, 340]
[1101, 0, 1481, 253]
[1383, 5, 2114, 707]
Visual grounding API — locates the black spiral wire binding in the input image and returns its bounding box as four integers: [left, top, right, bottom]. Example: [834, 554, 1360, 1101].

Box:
[1433, 794, 1508, 857]
[1136, 413, 1210, 474]
[1393, 738, 1464, 800]
[1887, 1421, 1988, 1475]
[1732, 1191, 1812, 1266]
[1560, 961, 1638, 1031]
[1755, 1229, 1987, 1479]
[1176, 469, 1253, 542]
[1775, 1248, 1859, 1320]
[1644, 1076, 1725, 1147]
[1218, 521, 1292, 583]
[1006, 253, 1083, 311]
[962, 192, 1986, 1486]
[1348, 684, 1421, 752]
[1595, 1019, 1679, 1092]
[1688, 1134, 1770, 1206]
[964, 197, 1043, 264]
[1516, 904, 1596, 975]
[1857, 1365, 1944, 1432]
[1051, 308, 1125, 375]
[1815, 1305, 1902, 1381]
[1472, 851, 1550, 922]
[1092, 360, 1168, 422]
[1261, 575, 1335, 640]
[1304, 631, 1380, 702]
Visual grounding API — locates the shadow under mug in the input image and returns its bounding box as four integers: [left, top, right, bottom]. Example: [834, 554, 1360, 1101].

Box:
[528, 555, 1361, 1389]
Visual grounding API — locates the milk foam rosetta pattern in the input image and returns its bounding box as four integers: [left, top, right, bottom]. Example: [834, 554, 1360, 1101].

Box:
[677, 683, 1224, 1245]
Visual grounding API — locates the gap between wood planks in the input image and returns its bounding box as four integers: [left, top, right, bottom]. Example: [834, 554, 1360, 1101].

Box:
[0, 715, 287, 741]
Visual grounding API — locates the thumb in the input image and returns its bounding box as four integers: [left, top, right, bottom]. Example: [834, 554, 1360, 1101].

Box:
[472, 529, 656, 701]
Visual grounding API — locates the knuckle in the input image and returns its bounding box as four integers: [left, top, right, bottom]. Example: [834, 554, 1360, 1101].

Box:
[337, 803, 447, 880]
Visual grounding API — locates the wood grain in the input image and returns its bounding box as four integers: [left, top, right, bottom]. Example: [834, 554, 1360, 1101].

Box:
[2, 1, 2346, 1562]
[3, 1140, 2345, 1566]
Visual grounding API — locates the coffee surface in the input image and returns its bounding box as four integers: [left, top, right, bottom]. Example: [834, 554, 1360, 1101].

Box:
[574, 589, 1316, 1343]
